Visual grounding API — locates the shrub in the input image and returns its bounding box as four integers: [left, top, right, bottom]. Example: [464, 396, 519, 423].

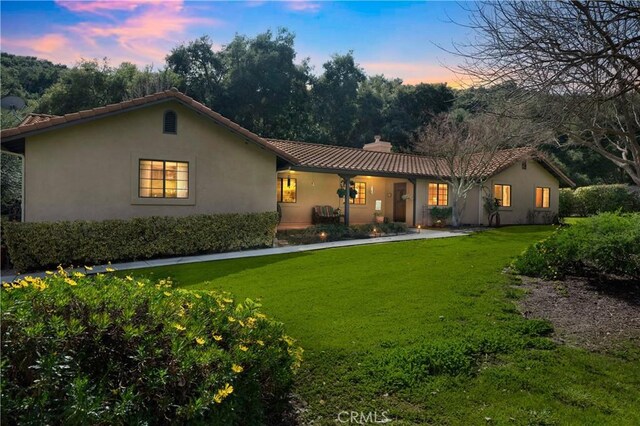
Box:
[429, 206, 453, 224]
[1, 270, 302, 425]
[558, 188, 575, 218]
[3, 212, 279, 272]
[560, 184, 640, 216]
[280, 222, 408, 245]
[513, 212, 640, 279]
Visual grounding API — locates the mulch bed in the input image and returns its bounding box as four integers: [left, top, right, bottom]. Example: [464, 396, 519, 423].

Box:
[518, 275, 640, 351]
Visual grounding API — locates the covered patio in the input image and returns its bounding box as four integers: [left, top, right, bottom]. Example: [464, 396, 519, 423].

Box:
[266, 137, 439, 229]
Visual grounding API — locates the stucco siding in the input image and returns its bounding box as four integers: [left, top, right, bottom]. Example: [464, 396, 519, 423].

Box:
[24, 101, 276, 222]
[277, 171, 413, 226]
[483, 160, 559, 225]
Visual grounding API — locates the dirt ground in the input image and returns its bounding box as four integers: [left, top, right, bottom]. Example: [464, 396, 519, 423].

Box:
[518, 275, 640, 351]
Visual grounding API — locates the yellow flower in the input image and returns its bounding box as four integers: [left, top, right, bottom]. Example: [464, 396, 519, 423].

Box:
[227, 316, 236, 323]
[84, 265, 93, 271]
[64, 278, 78, 286]
[105, 267, 115, 272]
[137, 282, 145, 287]
[2, 283, 10, 288]
[256, 340, 265, 346]
[213, 383, 234, 404]
[231, 364, 244, 373]
[238, 345, 249, 352]
[125, 275, 133, 281]
[255, 313, 267, 319]
[213, 334, 223, 341]
[72, 272, 85, 278]
[164, 292, 172, 297]
[223, 297, 233, 303]
[246, 317, 257, 328]
[173, 324, 186, 331]
[195, 337, 206, 345]
[45, 271, 54, 275]
[194, 293, 202, 299]
[239, 320, 245, 327]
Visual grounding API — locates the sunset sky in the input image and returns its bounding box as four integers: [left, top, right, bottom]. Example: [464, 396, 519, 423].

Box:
[1, 1, 473, 85]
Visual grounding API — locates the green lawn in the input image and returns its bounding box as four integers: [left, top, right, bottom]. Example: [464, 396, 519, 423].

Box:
[129, 226, 640, 425]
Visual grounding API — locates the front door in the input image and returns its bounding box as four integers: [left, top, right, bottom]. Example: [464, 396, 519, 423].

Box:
[393, 183, 406, 222]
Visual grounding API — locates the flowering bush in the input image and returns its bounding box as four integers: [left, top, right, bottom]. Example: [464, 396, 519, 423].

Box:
[1, 269, 302, 425]
[512, 213, 640, 279]
[3, 211, 279, 272]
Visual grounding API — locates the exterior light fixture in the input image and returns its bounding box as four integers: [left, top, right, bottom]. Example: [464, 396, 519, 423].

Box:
[417, 224, 422, 233]
[320, 232, 327, 240]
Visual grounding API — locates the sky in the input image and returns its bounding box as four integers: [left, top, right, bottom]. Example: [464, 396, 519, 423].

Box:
[0, 1, 474, 86]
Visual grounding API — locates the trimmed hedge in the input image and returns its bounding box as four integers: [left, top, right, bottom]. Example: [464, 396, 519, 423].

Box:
[1, 270, 302, 424]
[513, 213, 640, 279]
[559, 184, 640, 217]
[3, 212, 279, 272]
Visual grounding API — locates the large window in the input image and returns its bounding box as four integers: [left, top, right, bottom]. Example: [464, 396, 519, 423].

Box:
[350, 182, 366, 205]
[428, 183, 448, 206]
[277, 177, 297, 203]
[494, 184, 512, 207]
[535, 187, 550, 208]
[139, 160, 189, 198]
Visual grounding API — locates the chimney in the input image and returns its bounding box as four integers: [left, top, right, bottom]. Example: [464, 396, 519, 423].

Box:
[363, 135, 392, 153]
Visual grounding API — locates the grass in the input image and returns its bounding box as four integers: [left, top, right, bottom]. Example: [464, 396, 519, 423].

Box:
[128, 226, 640, 425]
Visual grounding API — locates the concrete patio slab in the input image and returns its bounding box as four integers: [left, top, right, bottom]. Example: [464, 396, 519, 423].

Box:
[1, 228, 469, 282]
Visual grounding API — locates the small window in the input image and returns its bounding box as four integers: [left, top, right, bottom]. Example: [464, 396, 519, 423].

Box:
[494, 184, 512, 207]
[428, 183, 448, 206]
[277, 177, 297, 203]
[163, 110, 177, 134]
[535, 187, 550, 208]
[350, 182, 366, 205]
[139, 160, 188, 198]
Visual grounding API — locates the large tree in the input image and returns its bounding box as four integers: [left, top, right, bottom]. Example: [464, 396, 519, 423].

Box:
[455, 1, 640, 185]
[415, 111, 550, 227]
[312, 52, 366, 146]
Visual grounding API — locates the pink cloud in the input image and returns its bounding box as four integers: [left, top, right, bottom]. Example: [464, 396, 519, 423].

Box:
[55, 0, 165, 15]
[285, 1, 321, 13]
[2, 1, 218, 67]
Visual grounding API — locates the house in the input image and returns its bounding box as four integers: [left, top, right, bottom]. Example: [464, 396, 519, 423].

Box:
[0, 89, 574, 227]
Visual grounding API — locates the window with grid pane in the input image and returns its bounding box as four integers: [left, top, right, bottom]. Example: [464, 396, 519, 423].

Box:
[349, 182, 366, 205]
[535, 187, 550, 208]
[493, 184, 511, 207]
[139, 160, 188, 198]
[428, 183, 448, 206]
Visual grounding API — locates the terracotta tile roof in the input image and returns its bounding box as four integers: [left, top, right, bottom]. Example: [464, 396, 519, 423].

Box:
[19, 113, 61, 126]
[266, 139, 575, 186]
[0, 89, 297, 163]
[266, 138, 444, 177]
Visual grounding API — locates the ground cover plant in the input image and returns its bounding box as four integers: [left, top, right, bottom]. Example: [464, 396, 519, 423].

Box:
[131, 226, 640, 424]
[513, 212, 640, 279]
[1, 268, 301, 425]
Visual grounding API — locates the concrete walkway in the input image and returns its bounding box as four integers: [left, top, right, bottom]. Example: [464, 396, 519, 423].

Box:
[1, 229, 468, 282]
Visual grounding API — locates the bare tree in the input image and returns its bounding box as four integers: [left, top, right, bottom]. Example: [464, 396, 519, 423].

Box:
[453, 1, 640, 185]
[415, 113, 549, 227]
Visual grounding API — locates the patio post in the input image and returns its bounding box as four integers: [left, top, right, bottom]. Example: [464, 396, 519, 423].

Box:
[409, 178, 417, 228]
[340, 174, 352, 226]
